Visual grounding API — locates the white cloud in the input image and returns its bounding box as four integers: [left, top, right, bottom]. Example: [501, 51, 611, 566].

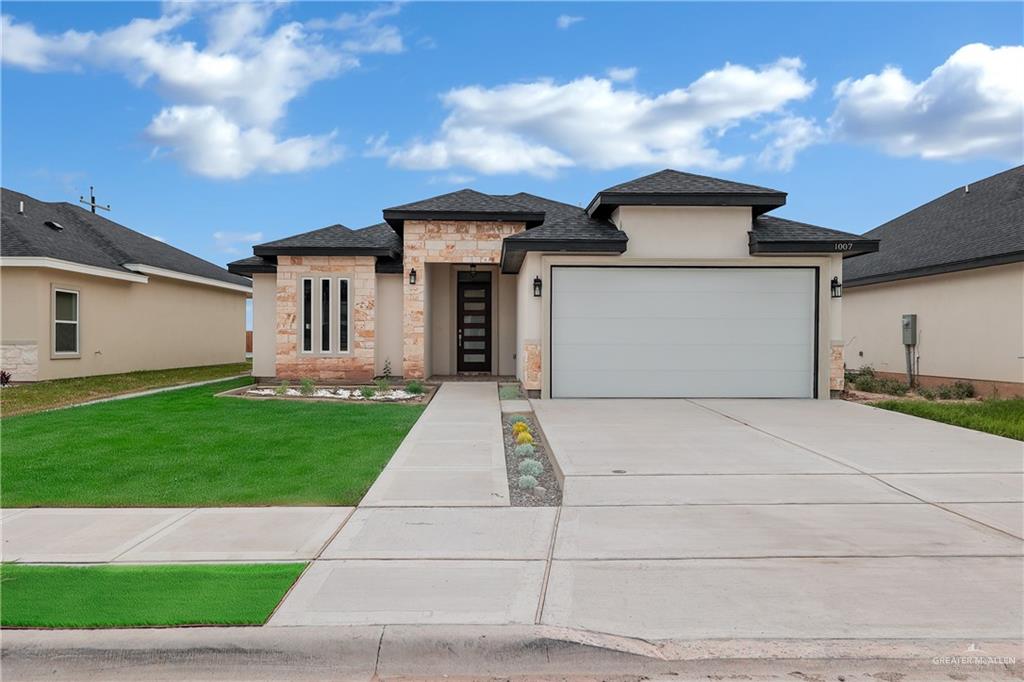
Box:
[1, 4, 405, 178]
[756, 115, 824, 171]
[147, 105, 342, 180]
[831, 43, 1024, 162]
[556, 15, 584, 30]
[375, 57, 816, 176]
[308, 3, 404, 54]
[213, 229, 265, 255]
[606, 66, 637, 83]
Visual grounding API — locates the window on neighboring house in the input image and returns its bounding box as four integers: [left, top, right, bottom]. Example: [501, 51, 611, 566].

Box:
[320, 279, 331, 352]
[53, 288, 79, 355]
[338, 279, 349, 353]
[301, 278, 312, 352]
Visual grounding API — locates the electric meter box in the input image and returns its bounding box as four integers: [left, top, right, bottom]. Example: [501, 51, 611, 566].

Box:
[902, 314, 917, 346]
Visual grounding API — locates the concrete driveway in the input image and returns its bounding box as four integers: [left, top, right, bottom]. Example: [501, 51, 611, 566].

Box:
[533, 398, 1023, 640]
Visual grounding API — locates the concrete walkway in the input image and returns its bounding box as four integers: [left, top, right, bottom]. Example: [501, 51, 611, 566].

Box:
[359, 382, 510, 506]
[1, 507, 352, 563]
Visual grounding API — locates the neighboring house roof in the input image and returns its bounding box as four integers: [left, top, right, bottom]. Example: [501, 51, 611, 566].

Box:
[587, 169, 787, 219]
[383, 189, 546, 231]
[253, 223, 396, 257]
[844, 166, 1024, 287]
[1, 188, 251, 289]
[749, 215, 879, 257]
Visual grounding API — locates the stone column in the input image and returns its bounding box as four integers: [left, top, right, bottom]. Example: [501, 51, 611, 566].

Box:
[402, 223, 426, 379]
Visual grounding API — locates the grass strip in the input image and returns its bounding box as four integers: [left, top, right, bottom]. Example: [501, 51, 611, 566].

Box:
[871, 398, 1024, 441]
[0, 562, 306, 628]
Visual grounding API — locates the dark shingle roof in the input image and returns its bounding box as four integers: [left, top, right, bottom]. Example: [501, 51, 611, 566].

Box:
[227, 255, 276, 275]
[1, 188, 251, 287]
[253, 223, 396, 256]
[844, 166, 1024, 286]
[602, 169, 784, 195]
[496, 192, 582, 222]
[383, 189, 545, 231]
[588, 168, 787, 218]
[748, 215, 879, 257]
[501, 210, 628, 273]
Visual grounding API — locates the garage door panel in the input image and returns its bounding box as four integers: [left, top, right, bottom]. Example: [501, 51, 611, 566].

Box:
[554, 369, 814, 399]
[554, 343, 813, 372]
[554, 291, 813, 321]
[551, 267, 815, 398]
[554, 316, 812, 347]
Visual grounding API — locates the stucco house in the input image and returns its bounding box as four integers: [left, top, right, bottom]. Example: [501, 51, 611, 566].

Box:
[844, 166, 1024, 396]
[230, 169, 877, 399]
[1, 188, 252, 382]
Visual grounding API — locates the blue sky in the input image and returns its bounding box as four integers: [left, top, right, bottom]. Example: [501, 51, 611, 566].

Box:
[2, 2, 1022, 268]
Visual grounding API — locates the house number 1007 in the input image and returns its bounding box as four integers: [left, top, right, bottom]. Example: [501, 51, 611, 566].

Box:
[834, 242, 854, 251]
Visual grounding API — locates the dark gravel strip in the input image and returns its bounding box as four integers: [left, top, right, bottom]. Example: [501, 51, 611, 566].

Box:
[502, 413, 562, 507]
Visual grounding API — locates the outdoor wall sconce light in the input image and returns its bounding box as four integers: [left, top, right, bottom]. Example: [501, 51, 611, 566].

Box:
[831, 276, 842, 298]
[533, 276, 542, 297]
[409, 268, 417, 285]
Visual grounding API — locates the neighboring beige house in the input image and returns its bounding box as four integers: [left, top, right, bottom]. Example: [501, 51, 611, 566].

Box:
[1, 188, 252, 382]
[844, 166, 1024, 396]
[231, 170, 876, 399]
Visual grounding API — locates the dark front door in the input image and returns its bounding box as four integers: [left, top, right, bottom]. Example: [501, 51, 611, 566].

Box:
[457, 273, 491, 372]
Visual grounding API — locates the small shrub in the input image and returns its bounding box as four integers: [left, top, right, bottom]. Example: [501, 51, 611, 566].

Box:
[853, 374, 880, 393]
[917, 387, 936, 400]
[518, 458, 544, 476]
[936, 384, 954, 400]
[513, 443, 535, 458]
[299, 378, 316, 396]
[876, 378, 909, 396]
[375, 377, 391, 394]
[858, 365, 876, 378]
[951, 381, 975, 399]
[382, 358, 393, 383]
[508, 415, 527, 426]
[0, 370, 11, 387]
[360, 386, 376, 399]
[517, 474, 538, 490]
[512, 422, 529, 434]
[275, 379, 290, 396]
[405, 380, 424, 395]
[498, 384, 522, 400]
[515, 431, 534, 445]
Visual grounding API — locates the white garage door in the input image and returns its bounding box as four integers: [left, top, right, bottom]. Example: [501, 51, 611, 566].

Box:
[550, 267, 817, 398]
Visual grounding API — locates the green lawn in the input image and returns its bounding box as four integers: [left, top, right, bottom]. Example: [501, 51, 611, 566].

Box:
[0, 563, 305, 628]
[872, 398, 1024, 441]
[1, 362, 252, 417]
[1, 378, 425, 506]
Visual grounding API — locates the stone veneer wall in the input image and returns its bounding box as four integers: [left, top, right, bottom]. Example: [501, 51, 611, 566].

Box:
[523, 342, 541, 391]
[830, 342, 845, 393]
[402, 220, 525, 379]
[275, 255, 376, 382]
[1, 342, 39, 382]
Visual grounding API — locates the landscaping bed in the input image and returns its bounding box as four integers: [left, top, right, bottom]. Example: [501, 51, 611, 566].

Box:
[0, 563, 305, 628]
[223, 379, 434, 404]
[502, 413, 562, 506]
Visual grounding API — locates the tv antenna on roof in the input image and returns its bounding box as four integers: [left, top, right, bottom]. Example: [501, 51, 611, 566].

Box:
[79, 186, 111, 214]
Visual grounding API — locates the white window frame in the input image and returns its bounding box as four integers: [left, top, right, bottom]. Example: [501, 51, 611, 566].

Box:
[319, 277, 332, 353]
[300, 277, 313, 353]
[52, 287, 80, 357]
[337, 277, 351, 354]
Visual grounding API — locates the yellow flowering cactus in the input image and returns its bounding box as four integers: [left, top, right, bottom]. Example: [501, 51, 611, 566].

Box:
[512, 422, 529, 434]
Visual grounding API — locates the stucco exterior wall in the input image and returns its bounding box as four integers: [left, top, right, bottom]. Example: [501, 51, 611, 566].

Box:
[0, 266, 246, 381]
[844, 262, 1024, 387]
[375, 274, 404, 377]
[275, 255, 376, 382]
[614, 205, 753, 258]
[251, 273, 277, 378]
[402, 220, 525, 379]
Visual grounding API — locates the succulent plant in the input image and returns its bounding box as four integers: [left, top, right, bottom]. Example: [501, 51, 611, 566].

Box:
[518, 458, 543, 477]
[515, 431, 534, 445]
[512, 421, 529, 434]
[513, 443, 535, 458]
[507, 415, 527, 426]
[517, 474, 538, 490]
